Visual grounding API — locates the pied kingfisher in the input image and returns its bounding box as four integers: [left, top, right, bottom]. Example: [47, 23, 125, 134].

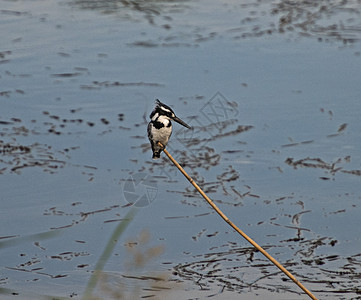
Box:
[147, 99, 191, 159]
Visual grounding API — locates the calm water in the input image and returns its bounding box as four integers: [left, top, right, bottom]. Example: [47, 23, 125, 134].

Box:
[1, 0, 361, 299]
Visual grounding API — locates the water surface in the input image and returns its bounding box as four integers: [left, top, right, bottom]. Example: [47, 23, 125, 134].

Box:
[1, 0, 361, 299]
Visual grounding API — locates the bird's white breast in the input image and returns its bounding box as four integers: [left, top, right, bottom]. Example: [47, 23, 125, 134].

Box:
[151, 116, 172, 146]
[152, 126, 172, 145]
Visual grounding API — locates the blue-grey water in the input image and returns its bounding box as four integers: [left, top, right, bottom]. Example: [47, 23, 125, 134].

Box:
[1, 1, 361, 299]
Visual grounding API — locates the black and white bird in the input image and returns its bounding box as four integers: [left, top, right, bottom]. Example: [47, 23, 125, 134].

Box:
[147, 99, 191, 159]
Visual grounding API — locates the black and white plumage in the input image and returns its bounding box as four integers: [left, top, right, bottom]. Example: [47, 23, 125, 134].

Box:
[147, 99, 191, 159]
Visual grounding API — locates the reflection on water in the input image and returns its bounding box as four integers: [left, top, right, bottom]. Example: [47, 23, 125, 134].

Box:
[70, 0, 191, 15]
[1, 0, 361, 299]
[69, 0, 361, 45]
[272, 0, 361, 43]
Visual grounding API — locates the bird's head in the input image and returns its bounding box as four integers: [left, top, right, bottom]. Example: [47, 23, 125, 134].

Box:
[150, 99, 191, 129]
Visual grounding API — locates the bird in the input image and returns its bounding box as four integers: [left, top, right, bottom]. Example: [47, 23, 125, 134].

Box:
[147, 99, 191, 159]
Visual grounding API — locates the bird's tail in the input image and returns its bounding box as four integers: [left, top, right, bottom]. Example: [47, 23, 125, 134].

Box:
[152, 151, 161, 159]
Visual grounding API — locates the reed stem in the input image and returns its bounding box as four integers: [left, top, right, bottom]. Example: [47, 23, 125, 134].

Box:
[159, 143, 317, 300]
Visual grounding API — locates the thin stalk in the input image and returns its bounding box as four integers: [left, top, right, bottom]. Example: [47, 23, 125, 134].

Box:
[159, 143, 317, 300]
[82, 207, 137, 299]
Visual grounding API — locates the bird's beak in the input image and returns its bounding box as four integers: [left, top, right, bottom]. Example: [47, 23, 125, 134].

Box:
[172, 116, 192, 129]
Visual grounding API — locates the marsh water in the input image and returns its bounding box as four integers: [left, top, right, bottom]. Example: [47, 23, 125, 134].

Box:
[1, 0, 361, 299]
